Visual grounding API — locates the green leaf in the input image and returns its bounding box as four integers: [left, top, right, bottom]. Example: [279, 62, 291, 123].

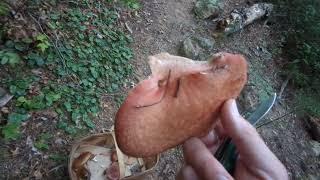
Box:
[14, 43, 28, 51]
[27, 52, 45, 66]
[45, 92, 61, 106]
[1, 56, 8, 64]
[22, 37, 33, 44]
[64, 102, 72, 112]
[78, 34, 85, 39]
[37, 43, 50, 52]
[2, 122, 21, 141]
[36, 34, 47, 42]
[8, 112, 30, 123]
[34, 142, 49, 150]
[1, 51, 21, 66]
[34, 133, 51, 150]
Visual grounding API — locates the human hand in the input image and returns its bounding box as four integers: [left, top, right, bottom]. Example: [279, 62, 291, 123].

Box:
[177, 99, 288, 180]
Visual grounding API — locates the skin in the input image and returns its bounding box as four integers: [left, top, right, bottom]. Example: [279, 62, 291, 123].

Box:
[177, 99, 288, 180]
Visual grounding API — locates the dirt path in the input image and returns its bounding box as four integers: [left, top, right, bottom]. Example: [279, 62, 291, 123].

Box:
[126, 0, 319, 179]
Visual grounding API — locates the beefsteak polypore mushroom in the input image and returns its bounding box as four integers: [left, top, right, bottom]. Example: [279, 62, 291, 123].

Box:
[115, 52, 247, 157]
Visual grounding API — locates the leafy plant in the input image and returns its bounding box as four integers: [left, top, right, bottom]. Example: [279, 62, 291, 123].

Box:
[49, 154, 67, 163]
[0, 50, 21, 66]
[1, 113, 30, 141]
[35, 34, 50, 53]
[120, 0, 141, 10]
[0, 1, 9, 16]
[35, 133, 52, 150]
[271, 0, 320, 117]
[1, 0, 134, 138]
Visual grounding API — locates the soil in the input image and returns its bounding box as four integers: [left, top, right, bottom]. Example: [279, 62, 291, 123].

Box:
[1, 0, 319, 179]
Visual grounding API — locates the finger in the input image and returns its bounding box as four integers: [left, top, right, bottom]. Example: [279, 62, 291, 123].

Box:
[200, 130, 218, 147]
[200, 130, 221, 153]
[220, 99, 288, 178]
[214, 120, 227, 138]
[183, 137, 233, 180]
[176, 166, 200, 180]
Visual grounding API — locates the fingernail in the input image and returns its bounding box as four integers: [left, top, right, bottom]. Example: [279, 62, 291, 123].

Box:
[216, 175, 230, 180]
[229, 99, 240, 118]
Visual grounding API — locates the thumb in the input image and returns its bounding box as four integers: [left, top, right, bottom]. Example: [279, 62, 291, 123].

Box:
[220, 99, 288, 179]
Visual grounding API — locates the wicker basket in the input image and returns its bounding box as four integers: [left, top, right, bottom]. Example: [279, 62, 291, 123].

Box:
[69, 132, 159, 180]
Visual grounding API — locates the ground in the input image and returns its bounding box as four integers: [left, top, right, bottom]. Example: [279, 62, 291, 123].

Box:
[0, 0, 319, 179]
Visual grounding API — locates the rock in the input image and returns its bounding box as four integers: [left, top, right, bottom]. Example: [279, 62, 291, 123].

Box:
[307, 174, 320, 180]
[194, 0, 223, 19]
[0, 87, 13, 107]
[55, 138, 67, 145]
[309, 140, 320, 156]
[1, 107, 9, 114]
[181, 37, 200, 59]
[180, 36, 215, 60]
[305, 116, 320, 142]
[216, 3, 273, 35]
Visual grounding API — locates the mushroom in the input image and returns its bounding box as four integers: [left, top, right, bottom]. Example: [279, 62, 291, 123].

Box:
[115, 52, 247, 157]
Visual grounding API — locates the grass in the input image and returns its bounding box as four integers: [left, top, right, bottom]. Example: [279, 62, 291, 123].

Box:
[0, 0, 139, 141]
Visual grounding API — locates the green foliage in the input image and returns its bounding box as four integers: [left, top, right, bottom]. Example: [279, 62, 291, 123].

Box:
[0, 0, 134, 137]
[0, 50, 21, 66]
[35, 133, 51, 150]
[8, 77, 36, 96]
[36, 34, 50, 53]
[1, 113, 30, 141]
[120, 0, 141, 10]
[0, 1, 9, 16]
[2, 123, 21, 141]
[272, 0, 320, 117]
[49, 154, 67, 163]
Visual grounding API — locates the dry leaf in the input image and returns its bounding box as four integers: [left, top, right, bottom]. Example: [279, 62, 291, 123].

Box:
[125, 157, 137, 165]
[106, 162, 120, 180]
[74, 145, 110, 158]
[86, 154, 112, 180]
[72, 152, 93, 172]
[10, 147, 19, 156]
[111, 150, 118, 162]
[33, 170, 43, 180]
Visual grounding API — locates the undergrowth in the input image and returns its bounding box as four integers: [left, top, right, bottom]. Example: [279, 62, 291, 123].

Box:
[272, 0, 320, 117]
[0, 0, 138, 140]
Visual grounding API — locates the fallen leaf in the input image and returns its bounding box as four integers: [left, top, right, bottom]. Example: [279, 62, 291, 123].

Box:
[106, 162, 120, 180]
[86, 154, 112, 180]
[10, 147, 19, 156]
[72, 151, 92, 178]
[124, 156, 136, 165]
[33, 170, 43, 179]
[111, 150, 118, 162]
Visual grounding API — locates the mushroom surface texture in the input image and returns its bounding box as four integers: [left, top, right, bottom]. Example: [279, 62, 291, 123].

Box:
[115, 52, 247, 157]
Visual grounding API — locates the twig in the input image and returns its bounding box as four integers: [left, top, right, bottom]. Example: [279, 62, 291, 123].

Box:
[278, 76, 291, 99]
[48, 164, 65, 173]
[256, 110, 295, 128]
[28, 13, 67, 69]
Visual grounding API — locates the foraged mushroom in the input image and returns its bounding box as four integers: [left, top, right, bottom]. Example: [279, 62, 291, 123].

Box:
[115, 52, 247, 157]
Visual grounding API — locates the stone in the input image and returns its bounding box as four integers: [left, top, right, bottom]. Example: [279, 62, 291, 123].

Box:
[216, 3, 273, 35]
[0, 87, 13, 107]
[55, 138, 67, 145]
[306, 116, 320, 142]
[194, 0, 223, 19]
[180, 36, 215, 60]
[1, 107, 9, 114]
[309, 140, 320, 156]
